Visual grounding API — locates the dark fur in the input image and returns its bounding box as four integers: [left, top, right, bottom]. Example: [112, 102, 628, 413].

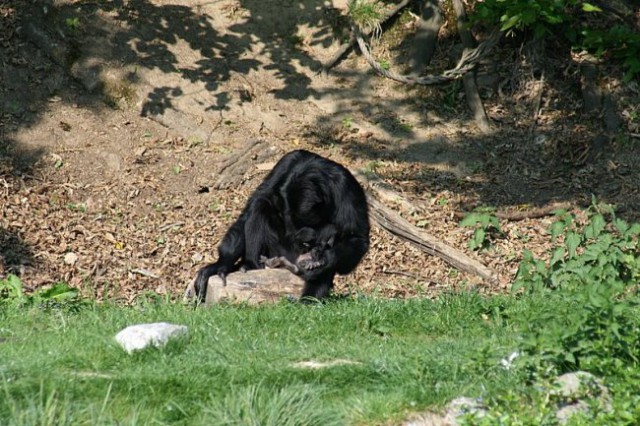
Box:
[193, 150, 369, 301]
[261, 225, 338, 274]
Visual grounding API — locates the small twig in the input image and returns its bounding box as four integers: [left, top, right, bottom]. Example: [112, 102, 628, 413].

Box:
[454, 202, 572, 222]
[130, 268, 160, 279]
[382, 269, 422, 280]
[159, 222, 184, 232]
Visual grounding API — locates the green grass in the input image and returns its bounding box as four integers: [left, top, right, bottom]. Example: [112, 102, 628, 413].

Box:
[1, 293, 525, 425]
[2, 288, 639, 425]
[4, 201, 640, 424]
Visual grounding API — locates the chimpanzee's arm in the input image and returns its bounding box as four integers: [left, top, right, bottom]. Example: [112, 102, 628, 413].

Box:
[193, 214, 246, 302]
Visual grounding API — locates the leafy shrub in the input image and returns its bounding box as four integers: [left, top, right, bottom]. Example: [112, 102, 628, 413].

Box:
[514, 201, 640, 292]
[471, 0, 583, 37]
[469, 0, 640, 80]
[517, 283, 640, 376]
[0, 274, 86, 311]
[512, 200, 640, 375]
[581, 25, 640, 82]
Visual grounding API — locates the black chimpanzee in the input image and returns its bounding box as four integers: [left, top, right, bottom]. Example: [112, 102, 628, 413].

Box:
[193, 149, 370, 301]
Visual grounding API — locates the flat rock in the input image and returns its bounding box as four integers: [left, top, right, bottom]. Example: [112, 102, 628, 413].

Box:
[184, 268, 304, 306]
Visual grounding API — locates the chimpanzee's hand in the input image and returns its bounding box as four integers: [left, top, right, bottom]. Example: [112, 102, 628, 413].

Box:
[193, 263, 231, 302]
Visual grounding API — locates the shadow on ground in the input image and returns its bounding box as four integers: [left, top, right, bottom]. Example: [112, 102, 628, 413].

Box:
[0, 227, 34, 277]
[2, 0, 639, 296]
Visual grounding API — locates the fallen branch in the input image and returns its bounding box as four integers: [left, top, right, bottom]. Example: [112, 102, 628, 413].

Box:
[368, 196, 498, 284]
[454, 202, 572, 222]
[355, 172, 499, 285]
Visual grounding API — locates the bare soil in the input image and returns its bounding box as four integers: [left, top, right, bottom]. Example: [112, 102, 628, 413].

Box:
[2, 0, 639, 302]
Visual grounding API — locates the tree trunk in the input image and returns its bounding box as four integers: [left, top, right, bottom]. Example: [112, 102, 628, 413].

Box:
[451, 0, 492, 133]
[410, 0, 443, 75]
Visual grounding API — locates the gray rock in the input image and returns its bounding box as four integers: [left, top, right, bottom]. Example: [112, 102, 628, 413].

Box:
[402, 372, 612, 426]
[444, 397, 487, 424]
[115, 322, 188, 354]
[552, 371, 611, 424]
[404, 396, 487, 426]
[556, 401, 591, 424]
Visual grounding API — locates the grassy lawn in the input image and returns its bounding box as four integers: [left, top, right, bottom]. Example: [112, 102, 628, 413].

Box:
[3, 205, 640, 424]
[2, 287, 639, 425]
[1, 293, 526, 425]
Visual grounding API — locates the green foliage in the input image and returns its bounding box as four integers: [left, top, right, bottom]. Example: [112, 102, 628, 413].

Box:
[512, 200, 640, 376]
[460, 208, 502, 251]
[378, 59, 391, 70]
[64, 17, 81, 32]
[581, 25, 640, 82]
[472, 0, 580, 37]
[0, 274, 85, 311]
[514, 201, 640, 292]
[469, 0, 640, 80]
[0, 274, 25, 302]
[348, 0, 383, 34]
[517, 283, 640, 377]
[341, 115, 354, 129]
[3, 286, 640, 423]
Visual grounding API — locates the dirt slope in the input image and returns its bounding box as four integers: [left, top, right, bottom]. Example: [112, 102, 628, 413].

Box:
[1, 0, 639, 302]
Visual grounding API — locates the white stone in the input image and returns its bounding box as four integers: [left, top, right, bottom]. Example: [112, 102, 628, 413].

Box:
[115, 322, 188, 354]
[64, 252, 78, 265]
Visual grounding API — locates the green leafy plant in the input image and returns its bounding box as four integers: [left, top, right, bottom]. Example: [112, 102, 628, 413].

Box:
[470, 0, 602, 35]
[437, 197, 449, 206]
[581, 25, 640, 82]
[469, 0, 640, 80]
[514, 200, 640, 293]
[460, 208, 502, 251]
[0, 274, 26, 303]
[65, 17, 81, 32]
[1, 274, 84, 311]
[341, 115, 354, 129]
[512, 199, 640, 376]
